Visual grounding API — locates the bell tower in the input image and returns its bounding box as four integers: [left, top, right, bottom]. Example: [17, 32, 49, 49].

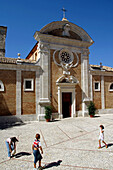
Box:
[0, 26, 7, 57]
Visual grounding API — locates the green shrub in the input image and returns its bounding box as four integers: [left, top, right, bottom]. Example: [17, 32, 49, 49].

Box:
[44, 106, 52, 120]
[87, 101, 96, 116]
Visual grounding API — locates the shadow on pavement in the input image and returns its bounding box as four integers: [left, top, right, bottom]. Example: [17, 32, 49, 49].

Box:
[107, 143, 113, 148]
[101, 143, 113, 148]
[13, 152, 31, 158]
[93, 115, 100, 118]
[0, 116, 25, 130]
[51, 119, 61, 122]
[43, 160, 62, 169]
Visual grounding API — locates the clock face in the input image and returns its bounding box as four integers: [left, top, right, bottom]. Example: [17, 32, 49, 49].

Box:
[59, 49, 74, 64]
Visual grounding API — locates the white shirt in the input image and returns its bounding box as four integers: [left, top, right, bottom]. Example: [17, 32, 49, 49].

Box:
[6, 138, 11, 144]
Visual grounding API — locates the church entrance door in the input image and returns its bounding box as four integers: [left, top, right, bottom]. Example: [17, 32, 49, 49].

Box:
[62, 92, 72, 118]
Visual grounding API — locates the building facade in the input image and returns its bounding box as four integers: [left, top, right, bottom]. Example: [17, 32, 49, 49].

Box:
[0, 20, 113, 121]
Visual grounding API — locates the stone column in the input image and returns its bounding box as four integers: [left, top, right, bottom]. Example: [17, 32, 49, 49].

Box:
[101, 75, 105, 109]
[81, 50, 90, 116]
[16, 70, 21, 116]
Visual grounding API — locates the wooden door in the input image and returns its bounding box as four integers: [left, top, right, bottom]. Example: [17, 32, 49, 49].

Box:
[62, 92, 72, 118]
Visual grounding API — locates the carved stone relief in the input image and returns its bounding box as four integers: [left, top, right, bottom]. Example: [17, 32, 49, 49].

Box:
[38, 43, 49, 53]
[62, 24, 70, 37]
[53, 48, 79, 75]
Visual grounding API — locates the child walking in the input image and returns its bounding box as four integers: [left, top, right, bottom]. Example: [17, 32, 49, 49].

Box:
[98, 125, 107, 149]
[32, 133, 43, 170]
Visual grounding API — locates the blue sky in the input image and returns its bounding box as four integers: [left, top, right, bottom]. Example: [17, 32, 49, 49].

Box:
[0, 0, 113, 67]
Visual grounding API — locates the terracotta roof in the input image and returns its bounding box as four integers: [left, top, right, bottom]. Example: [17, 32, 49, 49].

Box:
[90, 64, 113, 72]
[0, 57, 36, 64]
[26, 42, 38, 59]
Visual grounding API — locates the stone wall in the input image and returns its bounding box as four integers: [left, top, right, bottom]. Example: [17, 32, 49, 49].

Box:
[0, 26, 7, 57]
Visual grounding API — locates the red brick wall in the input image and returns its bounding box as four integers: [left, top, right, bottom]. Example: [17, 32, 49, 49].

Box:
[0, 70, 16, 116]
[104, 76, 113, 108]
[92, 75, 101, 109]
[71, 53, 82, 111]
[50, 50, 82, 112]
[21, 71, 36, 115]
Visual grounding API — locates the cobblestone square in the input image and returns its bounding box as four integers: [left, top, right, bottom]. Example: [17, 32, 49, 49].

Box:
[0, 114, 113, 170]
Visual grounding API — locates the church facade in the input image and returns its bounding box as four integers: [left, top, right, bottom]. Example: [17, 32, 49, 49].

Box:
[0, 19, 113, 121]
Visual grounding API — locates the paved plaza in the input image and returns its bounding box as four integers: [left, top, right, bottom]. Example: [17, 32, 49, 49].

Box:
[0, 114, 113, 170]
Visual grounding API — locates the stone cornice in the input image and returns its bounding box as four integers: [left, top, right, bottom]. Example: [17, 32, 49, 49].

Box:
[56, 82, 77, 87]
[90, 70, 113, 76]
[0, 63, 40, 71]
[34, 31, 93, 48]
[39, 41, 84, 53]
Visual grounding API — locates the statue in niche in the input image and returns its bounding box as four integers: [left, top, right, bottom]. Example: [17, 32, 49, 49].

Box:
[62, 24, 70, 37]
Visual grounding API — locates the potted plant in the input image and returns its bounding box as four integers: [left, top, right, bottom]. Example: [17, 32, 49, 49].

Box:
[44, 106, 52, 122]
[87, 101, 96, 117]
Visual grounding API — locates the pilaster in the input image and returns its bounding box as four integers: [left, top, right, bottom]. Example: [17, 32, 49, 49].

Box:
[81, 50, 90, 116]
[37, 43, 51, 119]
[58, 86, 62, 119]
[38, 43, 50, 103]
[90, 74, 93, 101]
[35, 71, 40, 119]
[101, 75, 105, 109]
[16, 70, 21, 116]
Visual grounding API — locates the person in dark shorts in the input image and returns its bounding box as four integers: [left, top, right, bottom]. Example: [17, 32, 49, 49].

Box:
[32, 133, 43, 170]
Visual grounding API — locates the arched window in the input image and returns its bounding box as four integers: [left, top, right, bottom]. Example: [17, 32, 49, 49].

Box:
[109, 83, 113, 91]
[0, 80, 4, 91]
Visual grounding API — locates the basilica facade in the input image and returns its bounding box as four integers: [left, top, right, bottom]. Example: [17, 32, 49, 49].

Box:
[0, 19, 113, 121]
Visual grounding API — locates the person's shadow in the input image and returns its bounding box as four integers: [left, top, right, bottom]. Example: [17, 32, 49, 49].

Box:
[107, 143, 113, 148]
[101, 143, 113, 148]
[43, 160, 62, 169]
[12, 152, 31, 158]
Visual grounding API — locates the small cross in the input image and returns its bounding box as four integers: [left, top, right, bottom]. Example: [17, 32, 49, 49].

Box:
[62, 7, 67, 18]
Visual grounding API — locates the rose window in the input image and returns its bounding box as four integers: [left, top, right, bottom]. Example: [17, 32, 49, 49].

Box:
[59, 49, 74, 64]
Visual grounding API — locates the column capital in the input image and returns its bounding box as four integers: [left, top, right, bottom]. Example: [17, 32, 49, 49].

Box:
[38, 42, 50, 54]
[81, 49, 90, 57]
